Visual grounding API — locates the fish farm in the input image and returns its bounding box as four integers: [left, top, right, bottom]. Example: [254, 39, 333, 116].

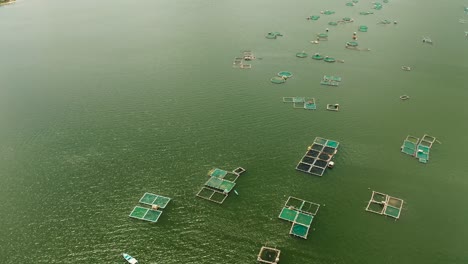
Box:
[232, 50, 256, 69]
[129, 192, 171, 223]
[257, 246, 281, 264]
[278, 196, 320, 239]
[296, 137, 340, 176]
[282, 97, 316, 110]
[401, 134, 438, 163]
[321, 75, 342, 86]
[196, 167, 246, 204]
[365, 191, 404, 219]
[327, 104, 340, 111]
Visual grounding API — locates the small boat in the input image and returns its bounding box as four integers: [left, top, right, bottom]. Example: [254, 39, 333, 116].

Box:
[123, 253, 138, 264]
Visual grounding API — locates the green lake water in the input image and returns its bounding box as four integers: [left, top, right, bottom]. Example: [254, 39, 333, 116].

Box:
[1, 0, 467, 263]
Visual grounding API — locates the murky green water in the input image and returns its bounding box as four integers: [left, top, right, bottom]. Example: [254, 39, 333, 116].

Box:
[1, 0, 467, 263]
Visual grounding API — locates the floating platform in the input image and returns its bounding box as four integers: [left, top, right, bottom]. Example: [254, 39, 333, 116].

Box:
[296, 137, 339, 176]
[400, 95, 410, 100]
[359, 11, 374, 15]
[197, 167, 246, 204]
[312, 53, 324, 60]
[321, 75, 341, 86]
[283, 97, 316, 110]
[266, 32, 283, 39]
[328, 21, 338, 26]
[307, 15, 320, 20]
[358, 25, 368, 32]
[322, 10, 335, 15]
[401, 134, 437, 163]
[139, 193, 171, 209]
[365, 191, 404, 219]
[327, 104, 340, 111]
[317, 33, 328, 40]
[270, 76, 286, 84]
[277, 71, 293, 78]
[278, 196, 320, 239]
[129, 206, 163, 223]
[401, 66, 411, 71]
[422, 37, 433, 44]
[324, 57, 336, 63]
[296, 51, 308, 58]
[257, 246, 281, 264]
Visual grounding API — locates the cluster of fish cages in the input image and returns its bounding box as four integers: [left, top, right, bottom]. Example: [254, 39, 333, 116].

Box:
[278, 196, 320, 239]
[196, 167, 246, 204]
[296, 137, 340, 176]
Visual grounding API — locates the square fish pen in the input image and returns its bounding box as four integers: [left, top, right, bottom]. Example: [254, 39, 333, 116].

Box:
[257, 246, 281, 264]
[278, 196, 320, 239]
[296, 137, 339, 176]
[129, 206, 163, 223]
[196, 167, 246, 204]
[129, 192, 171, 223]
[365, 191, 404, 219]
[401, 134, 438, 163]
[283, 97, 316, 110]
[139, 193, 171, 209]
[321, 75, 342, 86]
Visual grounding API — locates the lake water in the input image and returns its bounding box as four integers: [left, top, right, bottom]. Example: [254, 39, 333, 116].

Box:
[0, 0, 467, 263]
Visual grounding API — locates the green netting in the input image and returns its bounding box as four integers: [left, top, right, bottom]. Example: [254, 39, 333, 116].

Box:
[210, 168, 228, 178]
[402, 147, 415, 155]
[373, 3, 383, 10]
[271, 76, 286, 84]
[379, 19, 392, 24]
[296, 52, 308, 58]
[367, 202, 384, 213]
[416, 151, 429, 160]
[310, 15, 320, 20]
[265, 33, 277, 39]
[403, 140, 416, 149]
[317, 33, 328, 38]
[360, 11, 373, 15]
[291, 223, 309, 238]
[205, 177, 236, 192]
[140, 193, 157, 205]
[326, 140, 339, 148]
[153, 196, 170, 208]
[324, 75, 342, 82]
[314, 137, 327, 145]
[406, 136, 420, 144]
[296, 213, 314, 226]
[304, 101, 316, 110]
[359, 25, 368, 32]
[129, 206, 148, 218]
[347, 41, 359, 47]
[279, 207, 298, 222]
[143, 209, 162, 222]
[293, 97, 305, 103]
[328, 21, 338, 26]
[323, 10, 335, 15]
[419, 158, 427, 163]
[343, 17, 352, 22]
[384, 206, 400, 218]
[312, 54, 324, 60]
[321, 80, 339, 86]
[324, 57, 336, 63]
[278, 71, 293, 78]
[346, 2, 354, 6]
[417, 145, 430, 153]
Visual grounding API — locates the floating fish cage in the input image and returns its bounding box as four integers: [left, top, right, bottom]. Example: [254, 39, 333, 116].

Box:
[401, 134, 437, 163]
[129, 206, 163, 223]
[296, 52, 308, 58]
[321, 75, 341, 86]
[296, 137, 339, 176]
[283, 97, 316, 110]
[233, 51, 255, 69]
[129, 193, 171, 223]
[270, 76, 286, 84]
[359, 11, 374, 15]
[346, 2, 355, 6]
[401, 66, 411, 71]
[312, 53, 324, 60]
[278, 196, 320, 239]
[277, 71, 293, 78]
[328, 21, 338, 26]
[266, 32, 283, 39]
[139, 192, 171, 209]
[422, 37, 433, 44]
[399, 95, 410, 100]
[317, 33, 328, 40]
[327, 104, 340, 111]
[257, 246, 281, 264]
[308, 15, 320, 20]
[322, 10, 335, 15]
[365, 191, 404, 219]
[358, 25, 368, 32]
[196, 167, 246, 204]
[338, 17, 354, 23]
[324, 57, 336, 63]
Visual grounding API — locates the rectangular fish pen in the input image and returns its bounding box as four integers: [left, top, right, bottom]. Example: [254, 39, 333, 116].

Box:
[401, 134, 438, 163]
[283, 97, 316, 110]
[196, 167, 246, 204]
[139, 193, 171, 209]
[257, 246, 281, 264]
[129, 206, 163, 223]
[365, 191, 404, 219]
[278, 196, 320, 239]
[296, 137, 339, 176]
